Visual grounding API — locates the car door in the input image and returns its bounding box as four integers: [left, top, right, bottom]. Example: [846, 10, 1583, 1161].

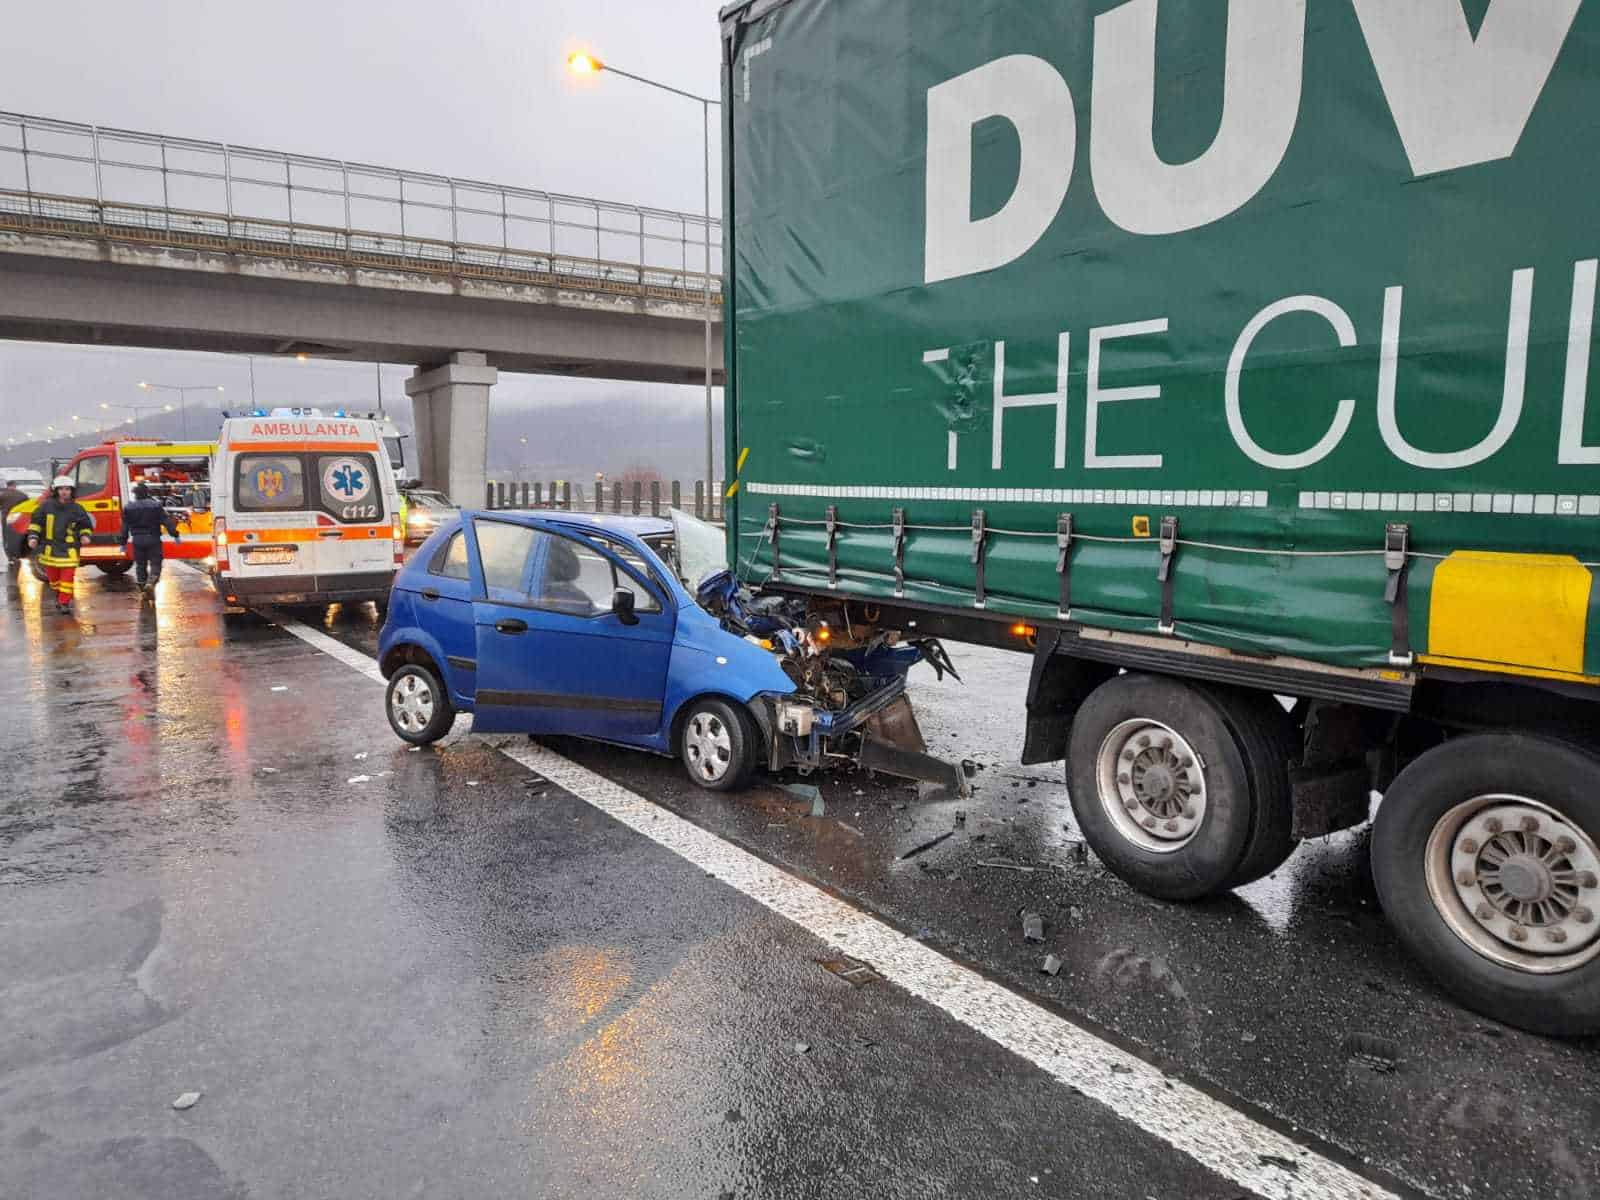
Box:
[71, 451, 117, 551]
[471, 519, 675, 739]
[415, 526, 477, 704]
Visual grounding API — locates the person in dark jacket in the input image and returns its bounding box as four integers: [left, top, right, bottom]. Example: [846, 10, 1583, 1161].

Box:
[120, 482, 182, 597]
[27, 476, 94, 613]
[0, 480, 27, 567]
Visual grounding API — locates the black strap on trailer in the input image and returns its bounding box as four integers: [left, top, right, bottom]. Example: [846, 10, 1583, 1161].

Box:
[1157, 515, 1178, 635]
[1056, 513, 1073, 619]
[971, 508, 988, 609]
[825, 504, 838, 589]
[1385, 522, 1411, 665]
[892, 507, 906, 598]
[766, 503, 782, 581]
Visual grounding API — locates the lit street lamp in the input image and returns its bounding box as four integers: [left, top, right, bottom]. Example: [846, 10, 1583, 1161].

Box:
[138, 382, 225, 438]
[568, 49, 719, 499]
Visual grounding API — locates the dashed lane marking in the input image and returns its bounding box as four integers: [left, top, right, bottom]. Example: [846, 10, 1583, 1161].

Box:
[272, 612, 1404, 1200]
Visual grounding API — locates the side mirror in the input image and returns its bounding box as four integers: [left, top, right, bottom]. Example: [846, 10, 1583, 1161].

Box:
[612, 587, 639, 625]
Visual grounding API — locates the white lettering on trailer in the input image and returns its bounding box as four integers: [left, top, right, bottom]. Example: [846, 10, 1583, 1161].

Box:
[924, 0, 1581, 284]
[1085, 320, 1168, 470]
[924, 55, 1076, 285]
[1560, 259, 1599, 465]
[992, 333, 1069, 471]
[1377, 268, 1532, 470]
[1352, 0, 1581, 177]
[1090, 0, 1305, 237]
[1227, 296, 1360, 470]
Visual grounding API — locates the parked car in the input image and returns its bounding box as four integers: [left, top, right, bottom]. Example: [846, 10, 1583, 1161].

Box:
[399, 487, 458, 545]
[376, 509, 961, 791]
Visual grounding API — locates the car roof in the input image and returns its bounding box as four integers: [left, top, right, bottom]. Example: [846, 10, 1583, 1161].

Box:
[471, 510, 673, 537]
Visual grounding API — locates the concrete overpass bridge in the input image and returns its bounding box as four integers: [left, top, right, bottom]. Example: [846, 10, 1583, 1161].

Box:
[0, 111, 722, 499]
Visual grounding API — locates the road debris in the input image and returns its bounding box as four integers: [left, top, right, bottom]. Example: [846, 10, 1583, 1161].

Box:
[838, 821, 864, 838]
[793, 1041, 811, 1054]
[897, 830, 954, 861]
[353, 752, 368, 761]
[1021, 911, 1045, 942]
[466, 781, 480, 788]
[976, 859, 1035, 873]
[1240, 1031, 1258, 1044]
[258, 766, 279, 775]
[810, 796, 826, 817]
[171, 1091, 202, 1110]
[781, 782, 821, 802]
[818, 956, 880, 987]
[1040, 954, 1062, 976]
[269, 685, 288, 692]
[1259, 1154, 1300, 1174]
[346, 775, 371, 785]
[1342, 1033, 1401, 1074]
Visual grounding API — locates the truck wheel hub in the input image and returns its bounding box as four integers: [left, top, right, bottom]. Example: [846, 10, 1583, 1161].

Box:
[1097, 720, 1207, 853]
[1426, 796, 1600, 971]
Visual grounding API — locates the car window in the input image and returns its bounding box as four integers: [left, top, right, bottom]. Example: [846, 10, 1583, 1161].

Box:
[474, 520, 541, 600]
[429, 530, 469, 580]
[315, 453, 385, 523]
[235, 455, 306, 511]
[73, 455, 110, 496]
[606, 541, 664, 614]
[531, 532, 662, 616]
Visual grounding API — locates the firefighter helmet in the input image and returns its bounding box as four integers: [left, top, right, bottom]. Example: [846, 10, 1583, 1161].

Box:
[52, 475, 73, 490]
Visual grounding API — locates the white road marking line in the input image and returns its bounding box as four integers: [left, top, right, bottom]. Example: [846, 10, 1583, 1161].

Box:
[273, 613, 1399, 1200]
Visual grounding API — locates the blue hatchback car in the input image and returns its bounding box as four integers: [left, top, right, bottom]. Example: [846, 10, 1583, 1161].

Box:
[377, 509, 954, 790]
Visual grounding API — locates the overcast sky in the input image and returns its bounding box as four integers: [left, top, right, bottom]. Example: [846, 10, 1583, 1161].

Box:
[1, 0, 727, 457]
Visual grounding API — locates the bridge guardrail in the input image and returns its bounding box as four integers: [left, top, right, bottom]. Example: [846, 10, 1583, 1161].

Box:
[0, 111, 721, 304]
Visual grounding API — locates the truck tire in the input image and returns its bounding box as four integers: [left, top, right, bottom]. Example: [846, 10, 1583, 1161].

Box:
[1210, 688, 1299, 889]
[679, 698, 757, 792]
[95, 560, 132, 576]
[1371, 734, 1600, 1037]
[1067, 674, 1254, 900]
[385, 663, 454, 746]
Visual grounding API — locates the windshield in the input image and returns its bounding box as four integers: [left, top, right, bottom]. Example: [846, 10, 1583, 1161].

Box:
[409, 491, 454, 509]
[669, 507, 726, 590]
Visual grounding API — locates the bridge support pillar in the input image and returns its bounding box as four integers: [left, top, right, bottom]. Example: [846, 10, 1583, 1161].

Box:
[405, 351, 498, 504]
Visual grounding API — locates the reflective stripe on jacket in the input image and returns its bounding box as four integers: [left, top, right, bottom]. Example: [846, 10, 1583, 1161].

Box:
[28, 498, 93, 567]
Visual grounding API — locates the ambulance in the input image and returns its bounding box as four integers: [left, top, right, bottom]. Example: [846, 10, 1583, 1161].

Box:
[3, 438, 216, 576]
[211, 409, 404, 609]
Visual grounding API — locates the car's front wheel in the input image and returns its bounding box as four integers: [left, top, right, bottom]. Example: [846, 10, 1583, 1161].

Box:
[386, 662, 454, 746]
[679, 698, 757, 792]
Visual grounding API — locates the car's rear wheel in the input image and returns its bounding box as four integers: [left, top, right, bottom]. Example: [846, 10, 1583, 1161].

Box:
[386, 662, 454, 745]
[680, 698, 757, 792]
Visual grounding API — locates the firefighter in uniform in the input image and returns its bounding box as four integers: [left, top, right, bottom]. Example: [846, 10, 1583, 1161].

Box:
[27, 475, 94, 613]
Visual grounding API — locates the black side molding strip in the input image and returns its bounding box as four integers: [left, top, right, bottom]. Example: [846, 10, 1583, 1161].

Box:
[476, 690, 662, 717]
[446, 656, 476, 672]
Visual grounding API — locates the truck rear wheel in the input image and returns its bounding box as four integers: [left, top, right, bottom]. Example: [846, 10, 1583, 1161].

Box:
[1212, 688, 1299, 889]
[1068, 674, 1254, 900]
[1372, 734, 1600, 1037]
[94, 560, 132, 576]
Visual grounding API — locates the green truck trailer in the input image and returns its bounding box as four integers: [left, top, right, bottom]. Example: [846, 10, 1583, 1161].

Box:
[718, 0, 1600, 1035]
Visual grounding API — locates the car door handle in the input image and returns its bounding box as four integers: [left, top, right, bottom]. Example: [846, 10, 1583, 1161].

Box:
[495, 618, 528, 634]
[420, 588, 440, 601]
[317, 529, 343, 539]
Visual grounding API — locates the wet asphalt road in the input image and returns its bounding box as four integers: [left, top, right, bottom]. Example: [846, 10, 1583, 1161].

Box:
[2, 562, 1598, 1199]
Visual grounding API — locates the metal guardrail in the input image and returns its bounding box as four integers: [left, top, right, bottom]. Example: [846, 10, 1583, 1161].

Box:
[0, 111, 722, 303]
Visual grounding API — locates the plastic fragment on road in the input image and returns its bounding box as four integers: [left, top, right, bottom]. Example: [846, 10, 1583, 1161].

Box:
[837, 821, 864, 837]
[976, 858, 1034, 873]
[1241, 1031, 1258, 1044]
[353, 752, 368, 761]
[897, 830, 954, 861]
[269, 686, 288, 692]
[466, 780, 480, 788]
[258, 766, 278, 774]
[1041, 954, 1062, 976]
[793, 1041, 810, 1054]
[1258, 1154, 1300, 1174]
[1021, 911, 1045, 943]
[347, 775, 371, 784]
[1342, 1033, 1401, 1073]
[172, 1092, 201, 1110]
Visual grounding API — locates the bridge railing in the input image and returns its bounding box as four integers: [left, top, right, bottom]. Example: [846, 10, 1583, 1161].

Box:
[0, 111, 722, 303]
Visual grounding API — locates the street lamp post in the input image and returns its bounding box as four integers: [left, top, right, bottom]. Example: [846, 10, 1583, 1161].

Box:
[138, 382, 225, 438]
[568, 51, 719, 504]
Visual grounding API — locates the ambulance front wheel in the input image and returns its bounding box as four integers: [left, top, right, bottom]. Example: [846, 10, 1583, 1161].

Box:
[387, 663, 454, 746]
